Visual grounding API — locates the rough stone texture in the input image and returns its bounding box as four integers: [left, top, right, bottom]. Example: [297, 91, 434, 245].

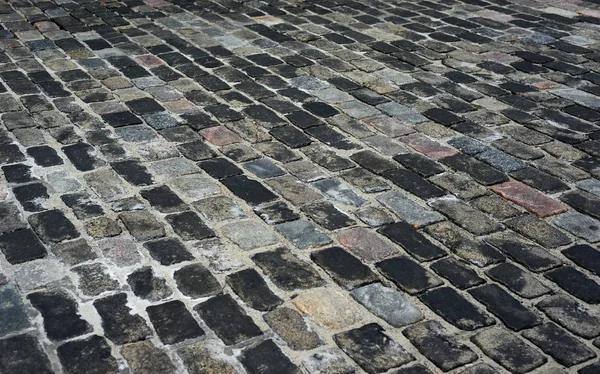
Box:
[121, 341, 176, 374]
[351, 283, 423, 327]
[264, 307, 321, 351]
[2, 0, 600, 372]
[293, 288, 364, 329]
[334, 323, 414, 373]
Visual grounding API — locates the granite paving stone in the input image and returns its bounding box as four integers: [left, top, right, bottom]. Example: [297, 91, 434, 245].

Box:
[3, 0, 600, 372]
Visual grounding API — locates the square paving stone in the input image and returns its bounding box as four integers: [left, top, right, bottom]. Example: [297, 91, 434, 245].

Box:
[354, 206, 395, 227]
[26, 146, 63, 167]
[536, 294, 600, 339]
[301, 349, 357, 374]
[0, 202, 26, 234]
[13, 183, 49, 212]
[243, 158, 285, 179]
[221, 175, 278, 206]
[351, 283, 423, 327]
[266, 175, 323, 205]
[176, 342, 238, 374]
[544, 266, 600, 304]
[0, 334, 53, 374]
[293, 287, 364, 329]
[127, 267, 172, 302]
[226, 268, 283, 312]
[264, 307, 321, 350]
[337, 227, 399, 262]
[253, 200, 300, 225]
[57, 335, 118, 374]
[84, 168, 127, 202]
[193, 196, 246, 222]
[147, 301, 205, 345]
[333, 323, 414, 373]
[168, 174, 221, 200]
[468, 284, 541, 331]
[143, 237, 194, 265]
[430, 257, 485, 290]
[166, 211, 215, 241]
[403, 321, 478, 371]
[195, 294, 262, 345]
[240, 339, 301, 374]
[301, 201, 356, 230]
[28, 210, 79, 244]
[561, 244, 600, 276]
[485, 262, 550, 298]
[311, 246, 379, 290]
[121, 340, 176, 373]
[312, 178, 368, 207]
[522, 322, 597, 367]
[376, 190, 445, 228]
[419, 287, 495, 331]
[0, 285, 31, 336]
[51, 239, 96, 265]
[27, 289, 92, 341]
[140, 185, 187, 213]
[198, 158, 242, 180]
[93, 293, 153, 345]
[173, 263, 222, 298]
[471, 328, 547, 373]
[252, 248, 325, 291]
[275, 220, 332, 249]
[221, 220, 279, 250]
[62, 143, 105, 171]
[119, 211, 165, 241]
[378, 222, 446, 262]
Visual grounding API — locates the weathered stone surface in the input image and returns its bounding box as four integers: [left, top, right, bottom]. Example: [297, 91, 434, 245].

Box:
[121, 341, 176, 374]
[0, 285, 31, 336]
[403, 321, 478, 371]
[471, 328, 547, 373]
[177, 342, 238, 374]
[264, 307, 321, 350]
[293, 287, 364, 329]
[57, 335, 118, 374]
[334, 323, 414, 373]
[195, 294, 261, 345]
[221, 220, 279, 250]
[275, 220, 332, 249]
[93, 293, 152, 345]
[491, 181, 567, 217]
[377, 190, 445, 227]
[252, 248, 325, 291]
[0, 334, 53, 374]
[302, 349, 357, 374]
[3, 1, 600, 372]
[147, 301, 205, 345]
[351, 283, 422, 327]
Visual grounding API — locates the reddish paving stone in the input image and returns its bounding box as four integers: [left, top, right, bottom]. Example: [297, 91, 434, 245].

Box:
[475, 10, 515, 22]
[532, 81, 563, 90]
[491, 181, 568, 217]
[136, 55, 165, 68]
[337, 227, 399, 262]
[363, 116, 415, 137]
[34, 21, 59, 32]
[199, 126, 243, 146]
[401, 134, 458, 160]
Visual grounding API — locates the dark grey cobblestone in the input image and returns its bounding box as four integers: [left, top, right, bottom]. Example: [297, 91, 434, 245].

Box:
[1, 0, 600, 372]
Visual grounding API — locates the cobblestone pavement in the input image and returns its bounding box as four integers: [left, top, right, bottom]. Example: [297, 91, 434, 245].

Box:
[2, 0, 600, 373]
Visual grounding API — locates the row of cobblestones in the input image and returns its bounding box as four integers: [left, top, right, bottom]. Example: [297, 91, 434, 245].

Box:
[1, 0, 600, 373]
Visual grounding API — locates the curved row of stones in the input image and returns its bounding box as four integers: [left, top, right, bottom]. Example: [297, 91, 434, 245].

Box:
[0, 0, 600, 373]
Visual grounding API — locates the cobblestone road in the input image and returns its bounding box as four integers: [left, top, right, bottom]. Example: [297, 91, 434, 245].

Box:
[1, 0, 600, 373]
